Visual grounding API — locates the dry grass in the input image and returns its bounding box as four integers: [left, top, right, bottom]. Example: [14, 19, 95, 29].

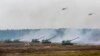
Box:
[1, 51, 100, 56]
[0, 44, 100, 56]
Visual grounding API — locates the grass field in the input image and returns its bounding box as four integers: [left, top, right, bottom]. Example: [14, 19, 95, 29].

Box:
[1, 51, 100, 56]
[0, 44, 100, 56]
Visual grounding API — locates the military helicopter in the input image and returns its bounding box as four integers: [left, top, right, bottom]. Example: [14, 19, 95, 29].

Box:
[62, 7, 68, 10]
[88, 12, 94, 16]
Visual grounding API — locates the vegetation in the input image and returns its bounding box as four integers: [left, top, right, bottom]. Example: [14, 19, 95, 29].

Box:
[0, 44, 100, 56]
[1, 39, 100, 56]
[0, 51, 100, 56]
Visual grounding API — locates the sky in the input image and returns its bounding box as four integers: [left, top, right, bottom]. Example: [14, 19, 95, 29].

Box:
[0, 0, 100, 29]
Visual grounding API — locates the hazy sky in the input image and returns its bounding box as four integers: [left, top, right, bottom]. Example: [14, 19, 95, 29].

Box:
[0, 0, 100, 29]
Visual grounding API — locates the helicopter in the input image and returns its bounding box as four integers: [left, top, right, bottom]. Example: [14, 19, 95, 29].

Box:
[62, 7, 68, 10]
[88, 12, 94, 16]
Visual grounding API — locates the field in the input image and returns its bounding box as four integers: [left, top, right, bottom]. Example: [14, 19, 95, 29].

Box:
[0, 43, 100, 56]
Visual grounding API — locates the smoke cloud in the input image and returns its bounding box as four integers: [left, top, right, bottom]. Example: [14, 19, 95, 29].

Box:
[17, 28, 100, 45]
[0, 28, 100, 45]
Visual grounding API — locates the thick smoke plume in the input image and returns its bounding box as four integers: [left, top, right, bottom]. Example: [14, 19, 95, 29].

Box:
[0, 28, 100, 45]
[18, 28, 100, 45]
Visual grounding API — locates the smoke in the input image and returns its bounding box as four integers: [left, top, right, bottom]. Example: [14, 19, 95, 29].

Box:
[17, 28, 100, 45]
[20, 29, 58, 42]
[0, 28, 100, 45]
